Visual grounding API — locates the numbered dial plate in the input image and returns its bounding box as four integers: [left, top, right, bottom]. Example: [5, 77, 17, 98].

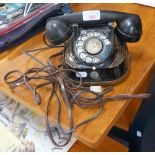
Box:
[75, 29, 112, 65]
[85, 38, 103, 55]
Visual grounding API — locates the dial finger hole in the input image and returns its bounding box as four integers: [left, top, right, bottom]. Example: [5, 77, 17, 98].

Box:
[79, 52, 87, 60]
[77, 40, 83, 46]
[77, 47, 83, 53]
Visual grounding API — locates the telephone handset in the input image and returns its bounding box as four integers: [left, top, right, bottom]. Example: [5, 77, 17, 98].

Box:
[45, 10, 142, 85]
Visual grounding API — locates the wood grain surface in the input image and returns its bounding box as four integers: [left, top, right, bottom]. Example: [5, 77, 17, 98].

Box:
[0, 4, 155, 148]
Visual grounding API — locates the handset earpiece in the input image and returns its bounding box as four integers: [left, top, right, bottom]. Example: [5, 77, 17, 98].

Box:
[115, 15, 142, 42]
[45, 19, 72, 45]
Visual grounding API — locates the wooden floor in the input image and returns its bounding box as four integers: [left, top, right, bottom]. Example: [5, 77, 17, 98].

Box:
[69, 136, 128, 152]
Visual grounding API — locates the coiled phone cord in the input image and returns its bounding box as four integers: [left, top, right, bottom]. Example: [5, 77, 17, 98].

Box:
[4, 38, 151, 147]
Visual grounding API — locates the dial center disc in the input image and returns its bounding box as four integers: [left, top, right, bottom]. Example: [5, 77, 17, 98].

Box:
[85, 38, 103, 55]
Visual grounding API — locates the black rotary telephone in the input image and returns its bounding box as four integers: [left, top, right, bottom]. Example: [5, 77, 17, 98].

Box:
[45, 10, 142, 85]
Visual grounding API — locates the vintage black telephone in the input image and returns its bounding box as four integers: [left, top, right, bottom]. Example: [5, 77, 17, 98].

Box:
[45, 10, 142, 85]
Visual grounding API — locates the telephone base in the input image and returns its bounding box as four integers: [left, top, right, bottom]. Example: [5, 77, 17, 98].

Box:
[63, 44, 129, 85]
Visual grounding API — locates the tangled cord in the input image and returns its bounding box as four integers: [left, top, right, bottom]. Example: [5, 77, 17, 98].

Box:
[4, 39, 151, 147]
